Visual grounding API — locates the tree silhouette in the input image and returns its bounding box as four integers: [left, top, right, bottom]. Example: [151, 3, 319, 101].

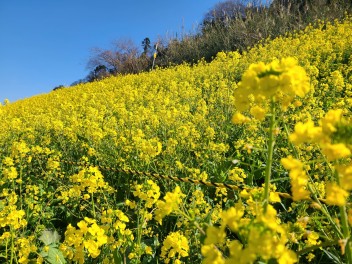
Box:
[142, 37, 151, 55]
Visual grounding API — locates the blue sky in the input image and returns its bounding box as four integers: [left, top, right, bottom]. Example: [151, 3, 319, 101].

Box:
[0, 0, 225, 102]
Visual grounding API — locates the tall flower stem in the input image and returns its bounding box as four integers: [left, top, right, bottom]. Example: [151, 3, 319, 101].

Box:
[263, 101, 276, 213]
[339, 205, 352, 264]
[335, 170, 352, 264]
[10, 227, 14, 264]
[91, 194, 96, 218]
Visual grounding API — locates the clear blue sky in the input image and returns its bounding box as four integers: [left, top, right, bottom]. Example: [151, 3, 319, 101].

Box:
[0, 0, 225, 103]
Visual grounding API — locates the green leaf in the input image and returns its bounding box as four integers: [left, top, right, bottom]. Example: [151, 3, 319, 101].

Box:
[47, 246, 67, 264]
[113, 248, 123, 264]
[39, 230, 61, 246]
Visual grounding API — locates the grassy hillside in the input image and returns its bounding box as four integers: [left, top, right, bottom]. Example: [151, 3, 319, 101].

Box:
[1, 16, 352, 263]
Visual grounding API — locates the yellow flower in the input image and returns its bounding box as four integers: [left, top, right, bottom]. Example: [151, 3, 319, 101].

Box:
[204, 226, 226, 245]
[277, 249, 298, 264]
[154, 186, 185, 224]
[321, 109, 343, 135]
[289, 121, 323, 145]
[115, 209, 129, 222]
[281, 156, 310, 201]
[322, 143, 351, 161]
[306, 253, 315, 262]
[270, 191, 281, 203]
[250, 105, 267, 121]
[228, 167, 247, 183]
[235, 57, 310, 111]
[325, 182, 349, 206]
[220, 203, 244, 232]
[337, 164, 352, 190]
[3, 167, 18, 180]
[125, 199, 137, 209]
[201, 245, 225, 264]
[305, 231, 320, 246]
[47, 158, 60, 170]
[232, 112, 250, 124]
[84, 239, 100, 258]
[77, 220, 89, 234]
[281, 156, 303, 171]
[2, 157, 14, 166]
[289, 169, 310, 201]
[160, 231, 189, 262]
[145, 246, 153, 255]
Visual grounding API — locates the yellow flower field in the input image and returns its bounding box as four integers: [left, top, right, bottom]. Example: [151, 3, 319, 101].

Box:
[0, 16, 352, 263]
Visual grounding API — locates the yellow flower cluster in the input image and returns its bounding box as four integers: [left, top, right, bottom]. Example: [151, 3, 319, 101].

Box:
[288, 109, 351, 205]
[100, 208, 133, 252]
[281, 156, 310, 201]
[60, 217, 108, 262]
[132, 179, 160, 208]
[58, 166, 114, 203]
[289, 109, 351, 160]
[160, 231, 189, 264]
[202, 204, 297, 264]
[228, 167, 247, 183]
[14, 236, 37, 264]
[0, 192, 27, 230]
[154, 186, 186, 224]
[233, 57, 310, 120]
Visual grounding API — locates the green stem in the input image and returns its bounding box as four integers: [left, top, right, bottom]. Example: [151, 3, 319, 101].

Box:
[10, 227, 14, 264]
[19, 162, 23, 210]
[91, 194, 96, 218]
[263, 102, 276, 213]
[336, 169, 352, 263]
[306, 184, 343, 238]
[137, 206, 144, 255]
[297, 240, 339, 256]
[339, 205, 352, 264]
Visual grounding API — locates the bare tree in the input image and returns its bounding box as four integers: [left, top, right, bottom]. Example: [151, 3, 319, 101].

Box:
[87, 38, 149, 76]
[202, 0, 247, 28]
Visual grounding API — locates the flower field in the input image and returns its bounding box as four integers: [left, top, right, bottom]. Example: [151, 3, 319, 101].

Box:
[1, 16, 352, 264]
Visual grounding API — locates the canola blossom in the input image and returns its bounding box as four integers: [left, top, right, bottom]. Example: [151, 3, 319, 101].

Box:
[234, 57, 310, 114]
[0, 16, 352, 264]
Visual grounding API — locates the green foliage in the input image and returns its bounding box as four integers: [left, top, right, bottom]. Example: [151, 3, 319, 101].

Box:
[39, 230, 66, 264]
[154, 0, 352, 67]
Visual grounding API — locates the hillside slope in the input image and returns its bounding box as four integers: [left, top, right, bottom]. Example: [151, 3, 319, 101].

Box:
[1, 16, 352, 264]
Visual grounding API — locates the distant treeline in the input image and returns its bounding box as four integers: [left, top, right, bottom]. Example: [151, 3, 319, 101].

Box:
[54, 0, 352, 89]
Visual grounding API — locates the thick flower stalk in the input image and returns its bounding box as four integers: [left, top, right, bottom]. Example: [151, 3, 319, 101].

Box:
[233, 57, 310, 212]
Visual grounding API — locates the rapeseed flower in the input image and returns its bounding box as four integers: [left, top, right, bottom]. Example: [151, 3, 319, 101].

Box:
[325, 182, 349, 206]
[233, 57, 310, 116]
[161, 231, 189, 263]
[204, 226, 226, 245]
[281, 156, 310, 201]
[322, 143, 351, 161]
[337, 164, 352, 190]
[154, 186, 185, 224]
[201, 245, 225, 264]
[61, 218, 108, 261]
